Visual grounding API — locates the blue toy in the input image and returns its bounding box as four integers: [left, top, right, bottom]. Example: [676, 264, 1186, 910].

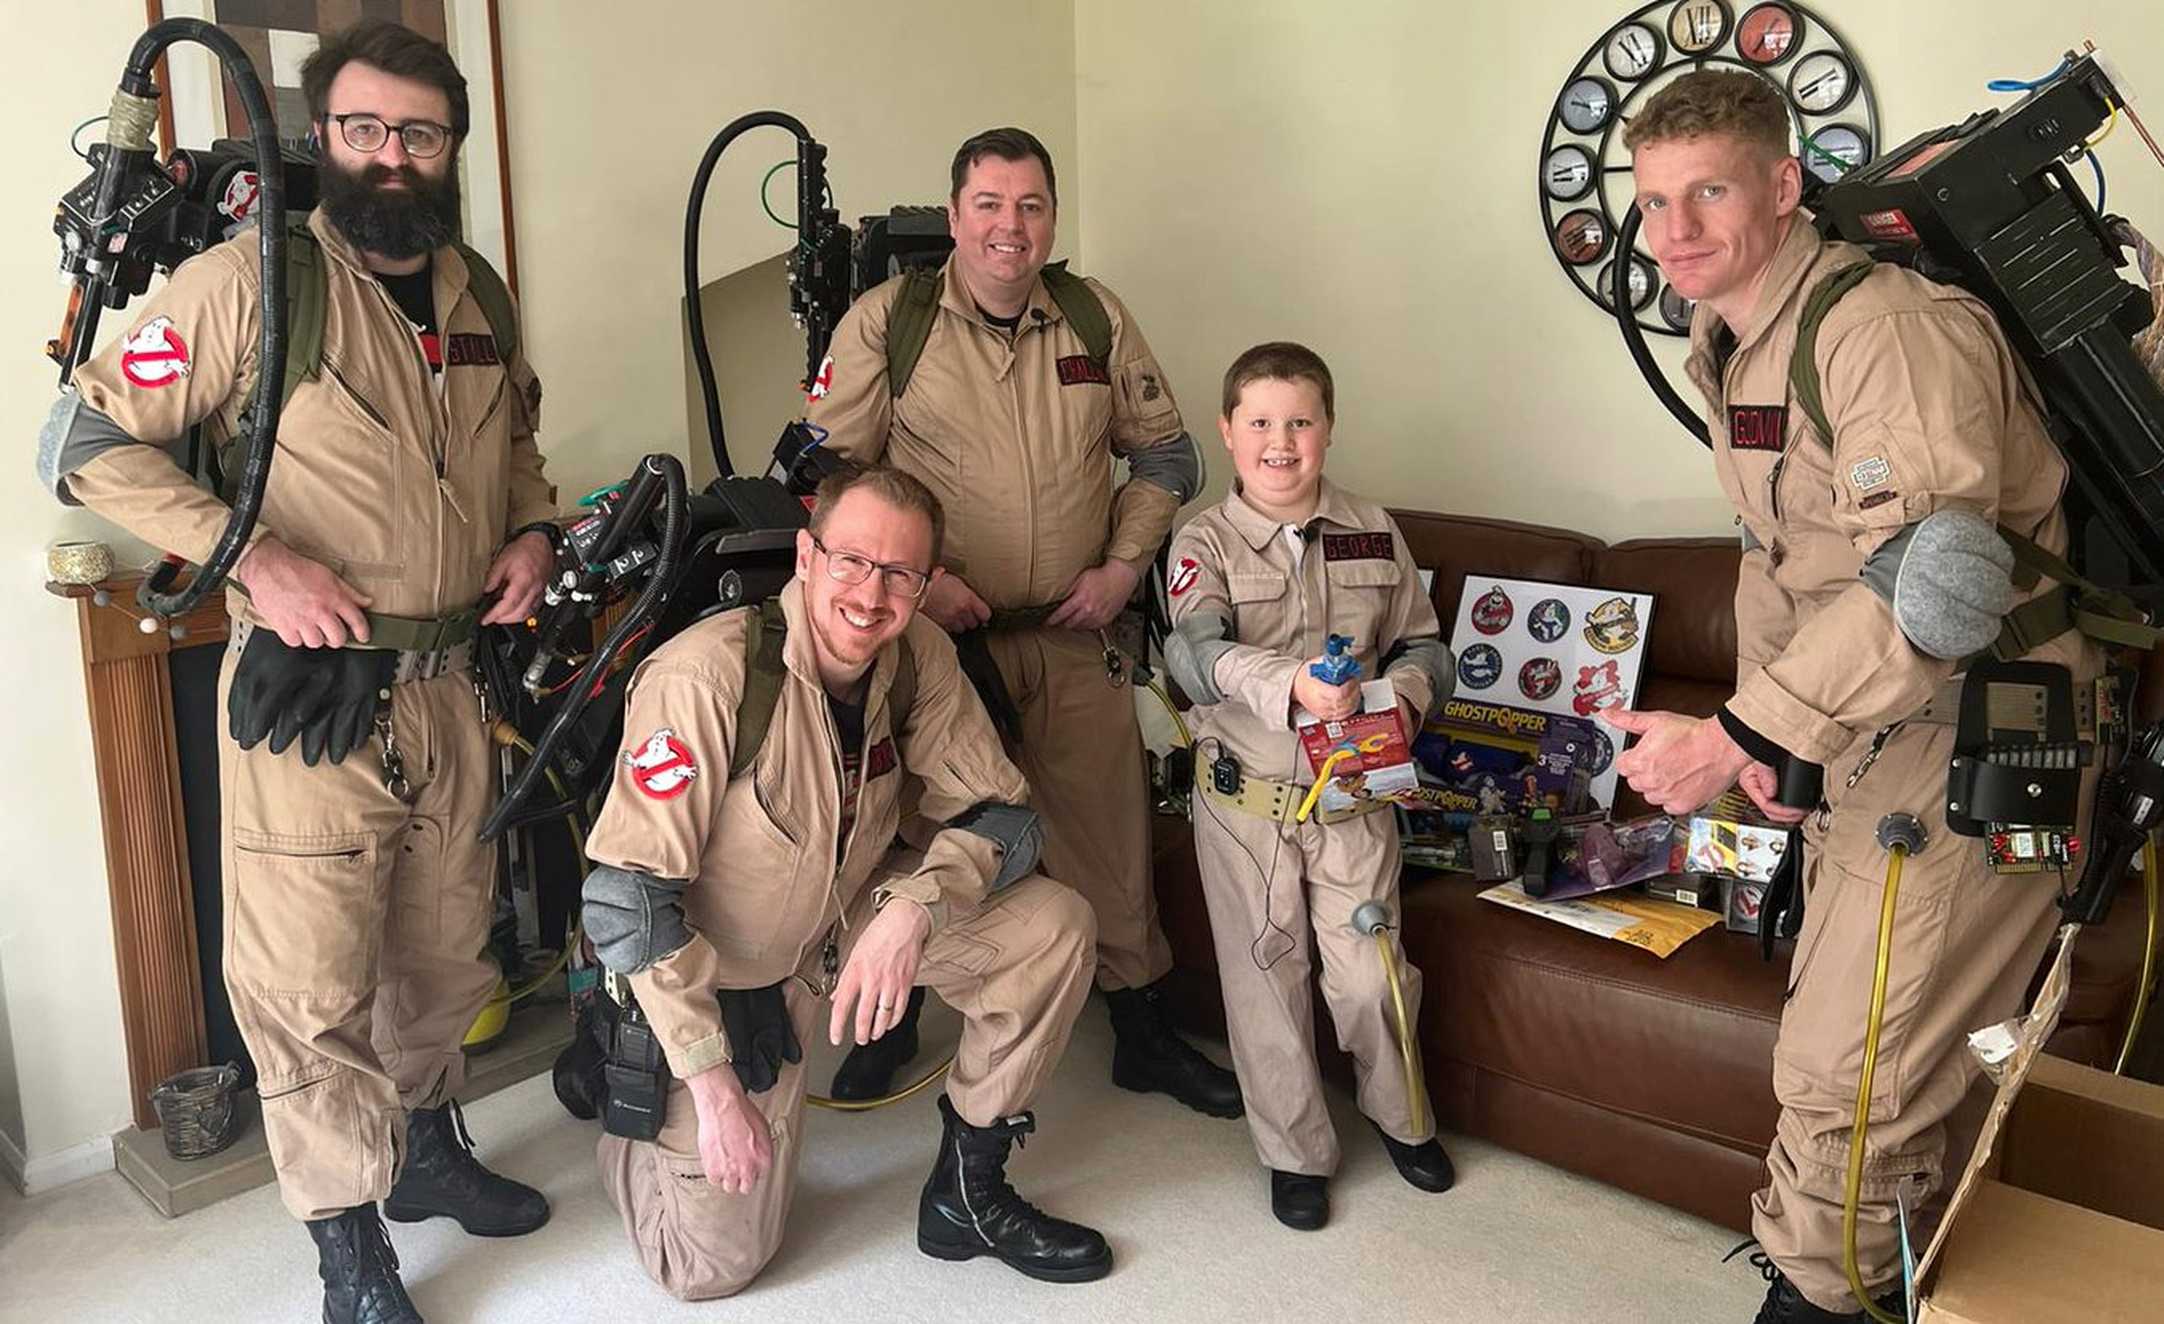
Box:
[1309, 634, 1362, 685]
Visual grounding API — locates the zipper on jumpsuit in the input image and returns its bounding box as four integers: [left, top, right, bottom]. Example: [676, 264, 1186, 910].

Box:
[1000, 318, 1037, 602]
[809, 681, 873, 994]
[360, 273, 458, 617]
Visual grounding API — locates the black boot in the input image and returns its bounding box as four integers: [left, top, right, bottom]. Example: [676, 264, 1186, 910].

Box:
[1269, 1170, 1329, 1231]
[382, 1099, 550, 1237]
[1741, 1246, 1906, 1322]
[1103, 981, 1244, 1118]
[307, 1204, 422, 1324]
[918, 1095, 1112, 1283]
[828, 986, 926, 1101]
[1372, 1121, 1456, 1193]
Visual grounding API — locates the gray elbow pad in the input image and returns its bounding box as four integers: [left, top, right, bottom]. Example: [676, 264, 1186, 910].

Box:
[1165, 610, 1236, 705]
[1382, 637, 1455, 710]
[581, 864, 694, 974]
[949, 801, 1042, 893]
[1860, 509, 2015, 660]
[37, 393, 152, 504]
[1127, 431, 1204, 504]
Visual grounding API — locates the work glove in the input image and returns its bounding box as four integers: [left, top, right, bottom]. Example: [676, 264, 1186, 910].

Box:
[717, 982, 801, 1095]
[228, 629, 395, 766]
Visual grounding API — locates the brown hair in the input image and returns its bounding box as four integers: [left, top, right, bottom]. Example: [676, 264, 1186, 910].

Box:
[950, 127, 1058, 207]
[1622, 70, 1787, 158]
[1221, 341, 1336, 423]
[810, 466, 946, 566]
[301, 18, 470, 138]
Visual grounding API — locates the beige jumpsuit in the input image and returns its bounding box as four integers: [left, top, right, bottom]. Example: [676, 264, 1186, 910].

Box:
[584, 580, 1096, 1300]
[1168, 480, 1448, 1174]
[1684, 219, 2101, 1311]
[56, 210, 554, 1221]
[808, 257, 1190, 990]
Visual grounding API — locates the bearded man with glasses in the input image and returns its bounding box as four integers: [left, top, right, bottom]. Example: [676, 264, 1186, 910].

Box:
[579, 466, 1111, 1299]
[39, 19, 554, 1322]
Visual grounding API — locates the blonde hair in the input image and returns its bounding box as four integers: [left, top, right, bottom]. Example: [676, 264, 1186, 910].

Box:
[1623, 70, 1788, 159]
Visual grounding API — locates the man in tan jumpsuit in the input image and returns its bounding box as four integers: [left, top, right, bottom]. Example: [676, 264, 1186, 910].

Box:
[39, 23, 552, 1324]
[1608, 73, 2101, 1323]
[580, 467, 1108, 1297]
[1165, 343, 1458, 1229]
[807, 127, 1239, 1118]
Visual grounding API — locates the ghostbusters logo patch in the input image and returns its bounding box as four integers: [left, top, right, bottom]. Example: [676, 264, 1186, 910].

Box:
[1848, 455, 1892, 491]
[1168, 557, 1201, 597]
[1056, 355, 1111, 387]
[120, 316, 191, 389]
[1518, 657, 1562, 701]
[1583, 596, 1641, 655]
[1573, 659, 1625, 716]
[1728, 404, 1786, 452]
[219, 170, 260, 223]
[1528, 598, 1570, 644]
[808, 354, 834, 401]
[1322, 532, 1394, 562]
[1458, 643, 1502, 690]
[624, 728, 699, 800]
[1470, 585, 1514, 635]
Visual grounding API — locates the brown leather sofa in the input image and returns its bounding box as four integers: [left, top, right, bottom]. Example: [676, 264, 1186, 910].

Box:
[1151, 510, 2156, 1232]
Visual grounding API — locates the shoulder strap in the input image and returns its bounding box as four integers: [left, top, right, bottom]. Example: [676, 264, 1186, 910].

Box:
[886, 266, 944, 399]
[889, 633, 917, 730]
[452, 241, 520, 364]
[1788, 261, 1877, 448]
[1040, 261, 1112, 364]
[282, 214, 328, 411]
[730, 600, 789, 779]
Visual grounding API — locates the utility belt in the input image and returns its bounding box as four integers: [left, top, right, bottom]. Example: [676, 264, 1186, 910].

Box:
[1196, 763, 1392, 827]
[231, 607, 479, 683]
[957, 602, 1142, 744]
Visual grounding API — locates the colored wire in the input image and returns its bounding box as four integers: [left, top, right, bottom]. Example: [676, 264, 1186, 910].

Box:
[1373, 926, 1428, 1139]
[807, 1056, 955, 1112]
[70, 115, 107, 160]
[2116, 836, 2160, 1076]
[2086, 151, 2108, 213]
[760, 159, 837, 230]
[1987, 58, 2071, 94]
[1297, 749, 1354, 823]
[1843, 846, 1907, 1324]
[2088, 102, 2119, 148]
[1799, 131, 1855, 175]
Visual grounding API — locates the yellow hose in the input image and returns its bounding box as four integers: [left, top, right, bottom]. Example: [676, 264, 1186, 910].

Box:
[808, 1056, 955, 1112]
[1373, 928, 1427, 1139]
[1297, 749, 1354, 823]
[2116, 836, 2160, 1076]
[1145, 679, 1192, 747]
[1843, 846, 1906, 1324]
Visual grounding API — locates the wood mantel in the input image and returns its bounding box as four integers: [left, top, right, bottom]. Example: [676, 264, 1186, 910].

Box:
[55, 576, 229, 1131]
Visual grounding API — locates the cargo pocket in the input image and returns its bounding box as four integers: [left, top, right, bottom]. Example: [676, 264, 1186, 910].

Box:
[229, 829, 381, 998]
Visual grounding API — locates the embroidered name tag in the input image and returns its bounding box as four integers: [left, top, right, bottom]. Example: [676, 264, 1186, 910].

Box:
[1056, 355, 1110, 386]
[866, 737, 899, 780]
[1728, 404, 1786, 452]
[445, 333, 501, 367]
[1322, 532, 1394, 562]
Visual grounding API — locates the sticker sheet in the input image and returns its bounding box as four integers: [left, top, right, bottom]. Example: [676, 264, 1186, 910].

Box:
[1447, 574, 1655, 808]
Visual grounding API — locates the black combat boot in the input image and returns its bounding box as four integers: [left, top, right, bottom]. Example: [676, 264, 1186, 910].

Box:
[307, 1204, 423, 1324]
[1103, 981, 1244, 1118]
[917, 1095, 1113, 1283]
[828, 986, 926, 1100]
[1371, 1121, 1456, 1193]
[1269, 1170, 1329, 1231]
[1741, 1246, 1906, 1322]
[382, 1099, 549, 1236]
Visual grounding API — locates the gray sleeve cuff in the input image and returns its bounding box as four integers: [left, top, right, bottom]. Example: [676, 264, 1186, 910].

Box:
[1125, 431, 1204, 504]
[37, 394, 145, 505]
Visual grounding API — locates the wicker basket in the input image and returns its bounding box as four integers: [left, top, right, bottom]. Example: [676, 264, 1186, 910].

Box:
[149, 1064, 243, 1161]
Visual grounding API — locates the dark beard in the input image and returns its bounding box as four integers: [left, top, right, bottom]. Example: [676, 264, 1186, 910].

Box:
[317, 159, 461, 260]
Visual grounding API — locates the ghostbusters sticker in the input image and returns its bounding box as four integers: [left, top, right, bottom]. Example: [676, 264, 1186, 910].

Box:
[1527, 598, 1570, 643]
[120, 316, 192, 389]
[1469, 585, 1514, 635]
[1587, 728, 1615, 774]
[1518, 657, 1561, 701]
[1848, 455, 1892, 491]
[219, 170, 260, 223]
[1583, 596, 1641, 654]
[1168, 557, 1201, 597]
[1458, 644, 1502, 690]
[807, 354, 834, 401]
[1573, 659, 1625, 716]
[624, 728, 699, 800]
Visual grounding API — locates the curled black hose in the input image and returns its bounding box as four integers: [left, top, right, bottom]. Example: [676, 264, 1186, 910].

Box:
[1612, 203, 1709, 448]
[116, 20, 289, 618]
[685, 111, 813, 480]
[480, 453, 689, 842]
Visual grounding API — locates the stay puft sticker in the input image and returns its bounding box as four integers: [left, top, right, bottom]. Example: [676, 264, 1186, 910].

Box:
[807, 354, 835, 401]
[119, 316, 191, 389]
[1168, 557, 1201, 597]
[1848, 455, 1892, 491]
[624, 728, 699, 800]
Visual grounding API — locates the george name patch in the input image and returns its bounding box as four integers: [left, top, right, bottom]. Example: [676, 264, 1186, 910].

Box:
[1728, 404, 1786, 452]
[445, 333, 501, 367]
[1322, 531, 1394, 562]
[865, 736, 898, 780]
[1056, 355, 1110, 386]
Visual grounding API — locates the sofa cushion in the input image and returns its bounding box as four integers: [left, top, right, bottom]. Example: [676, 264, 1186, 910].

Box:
[1389, 511, 1602, 627]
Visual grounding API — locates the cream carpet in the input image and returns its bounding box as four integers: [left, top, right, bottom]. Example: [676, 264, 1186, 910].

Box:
[0, 1007, 1765, 1322]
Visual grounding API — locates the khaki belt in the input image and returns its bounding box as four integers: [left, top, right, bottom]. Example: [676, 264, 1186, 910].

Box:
[232, 618, 475, 686]
[1908, 674, 2097, 739]
[1197, 767, 1392, 826]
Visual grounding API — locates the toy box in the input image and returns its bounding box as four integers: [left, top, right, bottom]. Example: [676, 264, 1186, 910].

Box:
[1411, 698, 1602, 818]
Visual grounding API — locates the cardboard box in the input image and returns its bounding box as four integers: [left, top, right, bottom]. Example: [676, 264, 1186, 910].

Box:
[1721, 876, 1769, 934]
[1643, 873, 1722, 911]
[1912, 940, 2164, 1321]
[1685, 801, 1790, 883]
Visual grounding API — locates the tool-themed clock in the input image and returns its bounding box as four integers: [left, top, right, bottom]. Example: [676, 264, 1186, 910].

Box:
[1539, 2, 1877, 336]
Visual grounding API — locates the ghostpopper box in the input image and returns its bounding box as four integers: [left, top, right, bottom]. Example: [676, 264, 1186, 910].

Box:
[1914, 1006, 2164, 1319]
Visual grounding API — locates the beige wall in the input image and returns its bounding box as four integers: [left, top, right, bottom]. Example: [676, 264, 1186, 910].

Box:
[1074, 0, 2164, 542]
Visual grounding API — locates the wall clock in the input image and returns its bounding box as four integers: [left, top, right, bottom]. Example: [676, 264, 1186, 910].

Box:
[1539, 1, 1878, 335]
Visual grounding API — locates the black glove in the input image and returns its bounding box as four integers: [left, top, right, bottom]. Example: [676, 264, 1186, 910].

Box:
[717, 982, 800, 1095]
[228, 630, 395, 766]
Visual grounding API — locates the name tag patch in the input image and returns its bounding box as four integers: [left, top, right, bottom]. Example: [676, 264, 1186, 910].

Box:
[1728, 404, 1786, 452]
[1056, 355, 1110, 386]
[1322, 532, 1394, 562]
[445, 333, 501, 367]
[866, 736, 898, 780]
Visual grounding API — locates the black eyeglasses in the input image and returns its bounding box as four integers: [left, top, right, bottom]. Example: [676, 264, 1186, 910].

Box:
[324, 112, 453, 159]
[811, 536, 931, 601]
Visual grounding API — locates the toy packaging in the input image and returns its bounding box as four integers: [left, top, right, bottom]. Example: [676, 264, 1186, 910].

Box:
[1412, 697, 1601, 817]
[1294, 680, 1419, 814]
